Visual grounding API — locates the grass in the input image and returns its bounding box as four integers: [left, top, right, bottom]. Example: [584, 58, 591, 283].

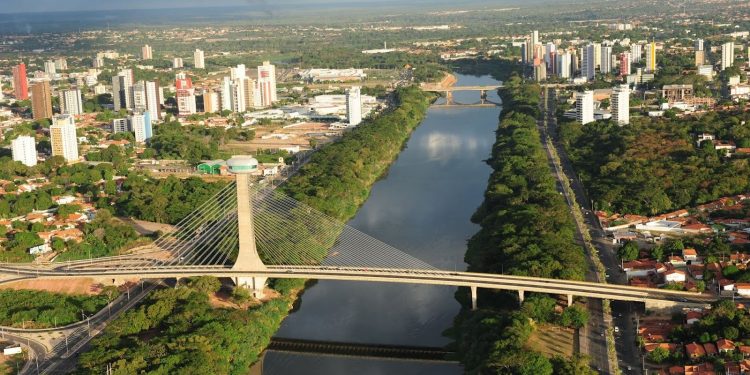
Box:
[526, 323, 575, 358]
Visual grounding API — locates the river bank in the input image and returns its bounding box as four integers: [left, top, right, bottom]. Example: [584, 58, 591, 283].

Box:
[71, 86, 437, 374]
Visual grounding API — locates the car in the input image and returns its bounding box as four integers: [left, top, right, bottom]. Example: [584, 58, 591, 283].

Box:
[679, 297, 688, 302]
[614, 326, 620, 333]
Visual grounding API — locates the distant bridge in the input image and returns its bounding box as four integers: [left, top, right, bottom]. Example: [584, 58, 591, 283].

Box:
[420, 84, 503, 106]
[267, 337, 457, 362]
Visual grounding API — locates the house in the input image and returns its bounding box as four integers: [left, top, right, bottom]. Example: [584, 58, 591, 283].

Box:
[686, 342, 706, 359]
[664, 269, 687, 283]
[686, 311, 703, 325]
[28, 244, 51, 255]
[725, 362, 741, 375]
[720, 278, 736, 292]
[682, 223, 713, 234]
[688, 264, 704, 280]
[704, 343, 717, 356]
[737, 283, 750, 297]
[665, 365, 685, 374]
[717, 339, 735, 353]
[739, 346, 750, 357]
[684, 363, 715, 375]
[668, 255, 686, 266]
[683, 248, 698, 262]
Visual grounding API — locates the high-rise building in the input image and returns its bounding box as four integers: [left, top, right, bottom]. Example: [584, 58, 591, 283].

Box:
[59, 88, 83, 116]
[544, 42, 556, 68]
[645, 42, 657, 72]
[576, 90, 594, 125]
[531, 30, 539, 50]
[695, 39, 704, 51]
[695, 50, 705, 67]
[592, 43, 602, 69]
[194, 49, 205, 69]
[50, 114, 78, 162]
[54, 58, 68, 71]
[722, 42, 735, 71]
[112, 118, 129, 133]
[132, 80, 161, 120]
[142, 44, 153, 60]
[93, 56, 105, 68]
[31, 81, 53, 120]
[112, 69, 134, 111]
[346, 86, 363, 126]
[231, 79, 247, 113]
[611, 84, 630, 126]
[220, 77, 233, 112]
[231, 64, 246, 80]
[130, 111, 153, 143]
[630, 44, 642, 63]
[173, 58, 184, 69]
[533, 59, 547, 81]
[44, 61, 57, 77]
[11, 136, 37, 167]
[619, 52, 631, 76]
[600, 46, 613, 74]
[557, 52, 572, 79]
[243, 78, 260, 109]
[521, 43, 528, 65]
[257, 61, 277, 107]
[582, 44, 596, 81]
[203, 91, 220, 113]
[12, 63, 28, 100]
[175, 76, 196, 116]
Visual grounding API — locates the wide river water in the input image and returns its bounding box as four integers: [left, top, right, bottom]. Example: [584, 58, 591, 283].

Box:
[262, 73, 502, 374]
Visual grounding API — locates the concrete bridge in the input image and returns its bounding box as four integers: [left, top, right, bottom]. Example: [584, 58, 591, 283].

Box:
[420, 84, 503, 106]
[0, 155, 715, 313]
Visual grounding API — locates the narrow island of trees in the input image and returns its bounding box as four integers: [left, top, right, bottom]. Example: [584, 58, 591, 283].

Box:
[453, 75, 594, 374]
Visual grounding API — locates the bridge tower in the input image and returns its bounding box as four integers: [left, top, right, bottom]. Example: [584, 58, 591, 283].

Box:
[227, 156, 267, 298]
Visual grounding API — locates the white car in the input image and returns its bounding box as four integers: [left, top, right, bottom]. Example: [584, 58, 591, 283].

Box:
[614, 326, 620, 333]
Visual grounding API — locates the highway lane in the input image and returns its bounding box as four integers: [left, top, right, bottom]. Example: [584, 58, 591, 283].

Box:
[544, 88, 644, 374]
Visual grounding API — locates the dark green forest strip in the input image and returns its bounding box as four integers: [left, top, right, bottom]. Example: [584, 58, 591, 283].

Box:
[452, 75, 592, 374]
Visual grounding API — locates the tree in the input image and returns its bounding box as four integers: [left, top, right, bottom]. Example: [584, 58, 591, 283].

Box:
[51, 238, 66, 251]
[230, 287, 252, 305]
[651, 245, 665, 262]
[724, 326, 740, 340]
[189, 277, 221, 296]
[648, 346, 670, 363]
[618, 241, 639, 261]
[521, 295, 557, 323]
[551, 354, 597, 375]
[516, 352, 553, 375]
[560, 305, 589, 329]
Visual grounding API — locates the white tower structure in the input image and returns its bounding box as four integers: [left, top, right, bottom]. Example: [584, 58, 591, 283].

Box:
[576, 91, 594, 125]
[11, 136, 37, 167]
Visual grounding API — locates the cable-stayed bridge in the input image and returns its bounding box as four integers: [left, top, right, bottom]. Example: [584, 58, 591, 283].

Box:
[0, 156, 714, 310]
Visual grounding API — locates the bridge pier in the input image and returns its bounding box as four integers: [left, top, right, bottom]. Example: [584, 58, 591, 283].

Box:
[567, 294, 573, 307]
[235, 276, 268, 299]
[445, 91, 453, 105]
[518, 289, 525, 305]
[228, 156, 269, 299]
[480, 90, 487, 104]
[470, 286, 478, 310]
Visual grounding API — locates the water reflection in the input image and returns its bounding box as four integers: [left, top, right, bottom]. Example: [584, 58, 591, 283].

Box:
[266, 74, 502, 374]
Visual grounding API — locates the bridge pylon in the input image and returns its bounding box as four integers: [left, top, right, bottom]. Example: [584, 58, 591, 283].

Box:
[227, 156, 267, 298]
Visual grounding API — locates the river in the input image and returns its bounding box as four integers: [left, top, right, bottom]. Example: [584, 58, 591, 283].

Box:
[262, 74, 502, 374]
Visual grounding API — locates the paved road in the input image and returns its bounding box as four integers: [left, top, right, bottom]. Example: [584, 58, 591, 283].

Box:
[4, 280, 161, 375]
[542, 88, 643, 374]
[538, 88, 610, 373]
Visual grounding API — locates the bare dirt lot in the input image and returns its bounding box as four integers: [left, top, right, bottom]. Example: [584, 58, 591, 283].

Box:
[0, 278, 104, 295]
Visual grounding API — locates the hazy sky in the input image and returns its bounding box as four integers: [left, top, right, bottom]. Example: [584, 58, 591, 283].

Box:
[0, 0, 309, 13]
